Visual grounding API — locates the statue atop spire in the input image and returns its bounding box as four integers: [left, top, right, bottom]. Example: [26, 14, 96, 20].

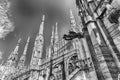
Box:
[69, 9, 78, 32]
[17, 37, 30, 71]
[55, 22, 59, 43]
[39, 15, 45, 35]
[70, 9, 76, 27]
[42, 15, 45, 22]
[51, 26, 55, 44]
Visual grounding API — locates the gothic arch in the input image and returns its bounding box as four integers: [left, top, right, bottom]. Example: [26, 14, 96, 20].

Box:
[68, 53, 79, 75]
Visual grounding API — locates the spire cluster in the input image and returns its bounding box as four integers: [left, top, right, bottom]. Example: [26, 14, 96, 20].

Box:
[51, 22, 59, 44]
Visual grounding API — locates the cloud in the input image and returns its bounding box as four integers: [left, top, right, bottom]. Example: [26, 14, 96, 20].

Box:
[0, 1, 14, 39]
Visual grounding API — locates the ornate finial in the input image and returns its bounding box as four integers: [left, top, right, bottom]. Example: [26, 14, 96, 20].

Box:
[51, 26, 55, 44]
[55, 22, 59, 43]
[27, 36, 30, 43]
[51, 26, 55, 39]
[39, 15, 45, 34]
[69, 8, 77, 32]
[55, 22, 58, 34]
[42, 15, 45, 22]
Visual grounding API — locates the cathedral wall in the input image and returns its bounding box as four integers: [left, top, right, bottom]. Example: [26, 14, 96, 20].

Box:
[103, 14, 120, 52]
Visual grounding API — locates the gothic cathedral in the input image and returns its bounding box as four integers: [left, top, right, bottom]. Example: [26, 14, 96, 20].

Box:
[0, 0, 120, 80]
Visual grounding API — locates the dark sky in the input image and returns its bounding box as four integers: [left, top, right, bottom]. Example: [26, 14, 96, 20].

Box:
[0, 0, 80, 66]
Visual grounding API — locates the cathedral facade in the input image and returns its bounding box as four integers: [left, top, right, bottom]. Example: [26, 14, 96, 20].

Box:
[0, 0, 120, 80]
